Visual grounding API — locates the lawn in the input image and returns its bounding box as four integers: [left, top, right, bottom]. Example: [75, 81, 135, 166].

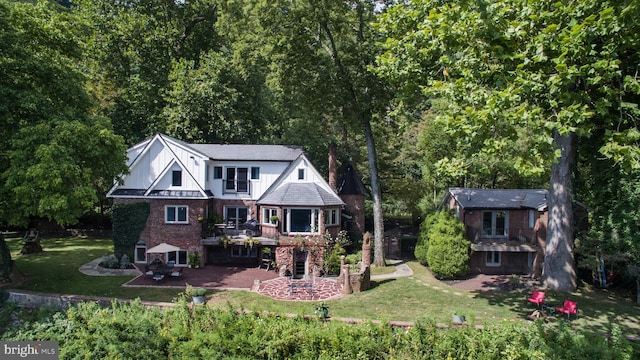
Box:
[4, 236, 639, 338]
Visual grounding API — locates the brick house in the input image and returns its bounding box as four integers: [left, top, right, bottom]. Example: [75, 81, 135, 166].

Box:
[107, 134, 362, 279]
[439, 188, 587, 276]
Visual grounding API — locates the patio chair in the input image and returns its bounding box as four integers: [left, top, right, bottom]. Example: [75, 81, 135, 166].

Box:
[170, 268, 183, 278]
[144, 265, 154, 276]
[527, 290, 545, 309]
[556, 300, 578, 320]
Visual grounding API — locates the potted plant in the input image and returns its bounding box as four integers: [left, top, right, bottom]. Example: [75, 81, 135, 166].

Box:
[188, 251, 201, 268]
[246, 236, 258, 249]
[218, 235, 235, 248]
[185, 284, 206, 304]
[452, 312, 466, 325]
[314, 302, 329, 319]
[269, 215, 279, 225]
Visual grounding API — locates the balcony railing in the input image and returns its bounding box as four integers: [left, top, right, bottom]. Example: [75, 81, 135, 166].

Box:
[468, 228, 537, 244]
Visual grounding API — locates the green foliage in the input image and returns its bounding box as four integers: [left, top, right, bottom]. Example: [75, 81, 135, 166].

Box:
[425, 212, 470, 279]
[414, 212, 440, 266]
[111, 202, 150, 258]
[0, 0, 128, 226]
[1, 300, 634, 359]
[0, 235, 11, 283]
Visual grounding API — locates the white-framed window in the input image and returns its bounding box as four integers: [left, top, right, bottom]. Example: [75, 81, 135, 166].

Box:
[324, 209, 338, 226]
[283, 208, 320, 234]
[486, 251, 501, 267]
[213, 166, 223, 179]
[135, 241, 147, 263]
[172, 170, 182, 186]
[251, 167, 260, 180]
[167, 250, 188, 266]
[298, 168, 305, 180]
[225, 167, 249, 193]
[263, 208, 278, 225]
[225, 206, 249, 229]
[166, 205, 188, 224]
[482, 211, 508, 237]
[231, 246, 258, 258]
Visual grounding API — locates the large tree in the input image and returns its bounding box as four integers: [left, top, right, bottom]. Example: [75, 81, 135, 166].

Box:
[0, 0, 127, 226]
[223, 0, 392, 265]
[375, 0, 640, 290]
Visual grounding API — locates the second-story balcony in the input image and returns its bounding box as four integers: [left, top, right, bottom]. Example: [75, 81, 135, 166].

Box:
[468, 227, 538, 245]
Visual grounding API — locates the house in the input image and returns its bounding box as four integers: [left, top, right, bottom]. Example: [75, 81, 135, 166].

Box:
[108, 133, 359, 278]
[439, 188, 587, 276]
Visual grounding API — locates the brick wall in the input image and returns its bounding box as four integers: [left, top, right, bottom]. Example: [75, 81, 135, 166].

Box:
[114, 198, 208, 255]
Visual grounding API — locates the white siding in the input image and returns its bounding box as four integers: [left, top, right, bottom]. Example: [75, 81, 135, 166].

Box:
[207, 161, 291, 200]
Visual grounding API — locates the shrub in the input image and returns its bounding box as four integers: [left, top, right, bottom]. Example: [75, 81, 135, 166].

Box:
[98, 254, 119, 269]
[119, 254, 131, 269]
[1, 302, 635, 359]
[425, 211, 470, 279]
[414, 212, 440, 265]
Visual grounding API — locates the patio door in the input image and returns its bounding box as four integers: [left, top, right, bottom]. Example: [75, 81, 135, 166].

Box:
[294, 249, 308, 279]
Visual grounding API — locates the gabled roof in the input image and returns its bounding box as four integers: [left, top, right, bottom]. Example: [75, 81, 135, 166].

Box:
[444, 188, 548, 211]
[337, 163, 366, 195]
[257, 182, 345, 206]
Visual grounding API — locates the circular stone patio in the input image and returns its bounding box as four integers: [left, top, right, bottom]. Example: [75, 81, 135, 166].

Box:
[254, 277, 344, 301]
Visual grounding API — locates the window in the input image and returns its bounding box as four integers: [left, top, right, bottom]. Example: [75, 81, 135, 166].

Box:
[482, 211, 508, 237]
[225, 167, 249, 193]
[298, 168, 305, 180]
[231, 246, 257, 258]
[251, 167, 260, 180]
[225, 207, 249, 229]
[263, 208, 278, 224]
[167, 250, 188, 266]
[528, 210, 535, 228]
[205, 165, 210, 182]
[172, 170, 182, 186]
[284, 208, 319, 234]
[486, 251, 501, 266]
[214, 166, 223, 179]
[135, 241, 146, 263]
[166, 205, 188, 223]
[324, 209, 338, 226]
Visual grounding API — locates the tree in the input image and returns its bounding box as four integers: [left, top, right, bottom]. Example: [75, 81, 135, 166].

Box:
[0, 0, 127, 226]
[227, 0, 391, 265]
[374, 0, 640, 291]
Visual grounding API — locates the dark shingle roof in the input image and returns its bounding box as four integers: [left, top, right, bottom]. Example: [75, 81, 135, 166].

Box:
[190, 144, 303, 161]
[257, 183, 344, 206]
[448, 188, 548, 210]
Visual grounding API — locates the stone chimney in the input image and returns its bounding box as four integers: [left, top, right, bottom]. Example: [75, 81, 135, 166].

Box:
[328, 142, 338, 191]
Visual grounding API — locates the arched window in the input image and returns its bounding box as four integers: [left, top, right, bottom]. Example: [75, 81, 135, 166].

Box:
[135, 240, 147, 263]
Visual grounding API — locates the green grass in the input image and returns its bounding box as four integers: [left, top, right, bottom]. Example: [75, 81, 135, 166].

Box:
[4, 236, 639, 338]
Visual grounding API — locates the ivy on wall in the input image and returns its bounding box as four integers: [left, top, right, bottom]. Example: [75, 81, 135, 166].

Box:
[112, 202, 150, 259]
[0, 234, 12, 282]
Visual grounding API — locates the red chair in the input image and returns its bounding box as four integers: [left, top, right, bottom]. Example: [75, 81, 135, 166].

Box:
[527, 290, 545, 308]
[556, 300, 578, 319]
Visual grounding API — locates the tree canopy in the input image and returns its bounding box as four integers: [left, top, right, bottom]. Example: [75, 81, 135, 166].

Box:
[374, 0, 640, 290]
[0, 0, 127, 226]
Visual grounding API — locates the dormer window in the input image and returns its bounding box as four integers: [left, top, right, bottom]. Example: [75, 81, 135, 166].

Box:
[172, 170, 182, 186]
[298, 168, 305, 180]
[225, 167, 249, 193]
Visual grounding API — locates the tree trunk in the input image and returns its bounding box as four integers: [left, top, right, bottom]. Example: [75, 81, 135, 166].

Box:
[362, 115, 385, 266]
[542, 130, 577, 291]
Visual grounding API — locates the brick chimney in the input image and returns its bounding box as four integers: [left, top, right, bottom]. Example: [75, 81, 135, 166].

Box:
[328, 142, 338, 191]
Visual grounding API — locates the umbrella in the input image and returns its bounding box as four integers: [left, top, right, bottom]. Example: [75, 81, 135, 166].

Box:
[147, 243, 181, 253]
